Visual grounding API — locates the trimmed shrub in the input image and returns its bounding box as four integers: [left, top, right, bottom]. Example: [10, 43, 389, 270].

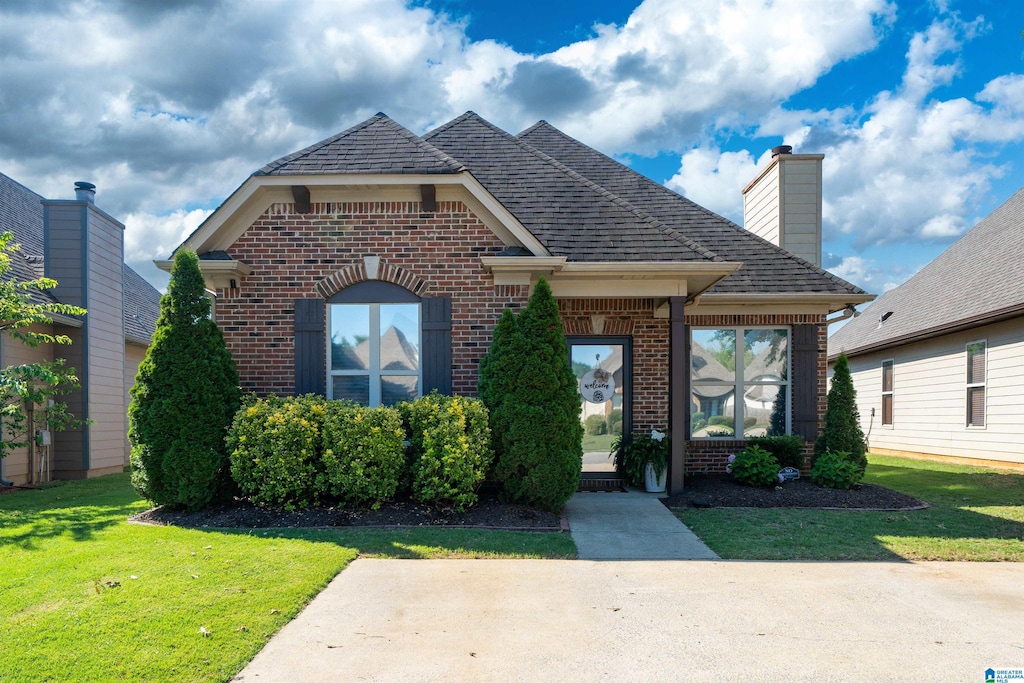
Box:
[227, 395, 328, 510]
[322, 402, 405, 509]
[747, 435, 806, 469]
[709, 415, 732, 427]
[477, 307, 518, 470]
[729, 445, 780, 487]
[129, 250, 241, 510]
[400, 392, 492, 512]
[584, 414, 607, 436]
[607, 409, 623, 435]
[490, 278, 583, 512]
[815, 353, 867, 475]
[811, 450, 863, 489]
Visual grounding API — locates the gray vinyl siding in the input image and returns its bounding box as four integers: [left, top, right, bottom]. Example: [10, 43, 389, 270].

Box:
[124, 343, 147, 464]
[846, 316, 1024, 464]
[85, 209, 126, 472]
[778, 158, 822, 266]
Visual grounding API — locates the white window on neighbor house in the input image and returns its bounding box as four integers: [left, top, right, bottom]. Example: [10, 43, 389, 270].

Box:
[327, 302, 421, 407]
[966, 340, 986, 428]
[881, 359, 894, 426]
[690, 327, 790, 439]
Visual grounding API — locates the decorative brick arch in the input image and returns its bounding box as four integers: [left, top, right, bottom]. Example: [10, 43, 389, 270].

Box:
[314, 259, 431, 299]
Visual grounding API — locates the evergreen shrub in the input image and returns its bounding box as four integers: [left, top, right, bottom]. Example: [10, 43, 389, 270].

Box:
[486, 278, 582, 512]
[584, 414, 608, 435]
[322, 402, 405, 509]
[129, 250, 241, 510]
[815, 353, 868, 475]
[399, 392, 492, 512]
[747, 434, 805, 469]
[729, 444, 780, 487]
[227, 395, 328, 510]
[709, 415, 732, 427]
[811, 450, 863, 489]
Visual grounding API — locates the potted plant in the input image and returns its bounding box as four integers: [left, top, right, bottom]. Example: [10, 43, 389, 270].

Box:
[612, 429, 669, 493]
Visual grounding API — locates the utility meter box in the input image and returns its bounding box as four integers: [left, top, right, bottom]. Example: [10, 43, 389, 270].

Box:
[36, 429, 52, 446]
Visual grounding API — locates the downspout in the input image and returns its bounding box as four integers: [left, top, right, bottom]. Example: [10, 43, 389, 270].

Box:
[827, 304, 859, 326]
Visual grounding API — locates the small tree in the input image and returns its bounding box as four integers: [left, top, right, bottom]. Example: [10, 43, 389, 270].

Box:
[814, 353, 867, 475]
[129, 251, 240, 510]
[477, 307, 518, 470]
[0, 232, 86, 481]
[490, 278, 582, 512]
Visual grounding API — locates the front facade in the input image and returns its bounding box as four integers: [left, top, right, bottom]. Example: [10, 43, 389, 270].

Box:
[167, 113, 869, 493]
[829, 186, 1024, 466]
[0, 173, 161, 485]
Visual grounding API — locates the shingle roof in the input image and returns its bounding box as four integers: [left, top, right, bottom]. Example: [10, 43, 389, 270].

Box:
[424, 112, 718, 263]
[257, 113, 466, 176]
[516, 120, 862, 295]
[829, 185, 1024, 358]
[0, 171, 161, 341]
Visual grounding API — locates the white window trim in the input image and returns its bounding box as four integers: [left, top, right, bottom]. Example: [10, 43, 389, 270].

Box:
[965, 338, 987, 429]
[881, 358, 894, 428]
[690, 326, 792, 440]
[326, 303, 422, 407]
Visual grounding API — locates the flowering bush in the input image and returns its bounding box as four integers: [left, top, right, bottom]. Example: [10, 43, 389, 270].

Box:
[727, 445, 780, 487]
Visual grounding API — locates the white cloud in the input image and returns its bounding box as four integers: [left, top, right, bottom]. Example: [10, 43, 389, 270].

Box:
[665, 14, 1024, 253]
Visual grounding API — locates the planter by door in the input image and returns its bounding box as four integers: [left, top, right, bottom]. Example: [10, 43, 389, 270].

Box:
[645, 463, 667, 493]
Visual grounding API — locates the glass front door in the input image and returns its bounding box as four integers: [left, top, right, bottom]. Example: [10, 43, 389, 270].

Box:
[568, 338, 631, 476]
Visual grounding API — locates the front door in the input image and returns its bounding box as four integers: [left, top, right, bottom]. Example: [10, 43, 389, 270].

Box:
[568, 337, 631, 477]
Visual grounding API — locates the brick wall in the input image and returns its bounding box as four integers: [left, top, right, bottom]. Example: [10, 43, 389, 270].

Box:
[217, 200, 827, 475]
[217, 200, 526, 396]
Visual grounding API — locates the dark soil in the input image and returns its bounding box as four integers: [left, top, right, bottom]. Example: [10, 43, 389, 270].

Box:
[131, 488, 563, 531]
[661, 473, 927, 510]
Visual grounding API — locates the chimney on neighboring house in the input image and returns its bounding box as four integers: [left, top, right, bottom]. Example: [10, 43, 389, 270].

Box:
[742, 145, 823, 266]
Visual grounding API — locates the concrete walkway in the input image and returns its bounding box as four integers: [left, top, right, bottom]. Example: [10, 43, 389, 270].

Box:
[565, 489, 719, 560]
[233, 560, 1024, 682]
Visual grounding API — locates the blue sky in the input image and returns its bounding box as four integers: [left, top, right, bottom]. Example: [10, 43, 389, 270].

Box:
[1, 0, 1022, 299]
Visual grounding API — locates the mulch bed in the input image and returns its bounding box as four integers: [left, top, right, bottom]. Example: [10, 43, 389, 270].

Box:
[131, 488, 563, 531]
[661, 473, 927, 510]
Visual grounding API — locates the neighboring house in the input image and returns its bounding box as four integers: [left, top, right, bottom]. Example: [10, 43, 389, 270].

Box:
[164, 112, 870, 493]
[829, 186, 1024, 466]
[0, 172, 161, 485]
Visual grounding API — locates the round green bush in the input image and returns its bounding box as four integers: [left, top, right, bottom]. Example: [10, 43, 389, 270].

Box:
[811, 450, 863, 489]
[747, 435, 806, 470]
[322, 402, 406, 509]
[730, 445, 780, 487]
[584, 414, 608, 436]
[400, 392, 493, 512]
[607, 409, 623, 435]
[227, 395, 329, 510]
[709, 415, 733, 427]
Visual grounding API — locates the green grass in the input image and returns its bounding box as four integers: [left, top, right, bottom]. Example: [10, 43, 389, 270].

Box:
[582, 431, 616, 454]
[673, 454, 1024, 561]
[0, 473, 575, 683]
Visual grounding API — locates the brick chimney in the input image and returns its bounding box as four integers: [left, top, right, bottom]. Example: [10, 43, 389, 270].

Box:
[742, 146, 823, 266]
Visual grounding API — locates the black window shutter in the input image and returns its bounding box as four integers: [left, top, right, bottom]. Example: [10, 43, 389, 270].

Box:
[791, 324, 819, 441]
[421, 296, 452, 395]
[294, 298, 326, 396]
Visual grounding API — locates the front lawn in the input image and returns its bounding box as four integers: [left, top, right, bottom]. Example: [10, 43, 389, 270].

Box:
[673, 454, 1024, 561]
[0, 473, 575, 683]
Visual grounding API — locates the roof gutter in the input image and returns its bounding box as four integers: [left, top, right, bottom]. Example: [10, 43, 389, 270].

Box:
[695, 292, 875, 313]
[829, 301, 1024, 361]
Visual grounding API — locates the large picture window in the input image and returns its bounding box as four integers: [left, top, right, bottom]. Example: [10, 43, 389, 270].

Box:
[328, 302, 421, 406]
[690, 328, 790, 439]
[966, 340, 986, 428]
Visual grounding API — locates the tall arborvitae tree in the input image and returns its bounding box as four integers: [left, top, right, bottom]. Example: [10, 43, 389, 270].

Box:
[491, 278, 582, 512]
[477, 307, 517, 469]
[129, 251, 240, 510]
[814, 352, 867, 474]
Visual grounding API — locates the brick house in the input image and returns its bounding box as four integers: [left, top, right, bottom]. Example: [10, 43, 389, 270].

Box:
[164, 113, 870, 494]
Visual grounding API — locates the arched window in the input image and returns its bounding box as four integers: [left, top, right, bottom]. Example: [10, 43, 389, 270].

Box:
[327, 281, 421, 406]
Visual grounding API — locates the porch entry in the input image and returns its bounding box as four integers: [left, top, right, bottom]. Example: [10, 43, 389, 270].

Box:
[567, 337, 632, 477]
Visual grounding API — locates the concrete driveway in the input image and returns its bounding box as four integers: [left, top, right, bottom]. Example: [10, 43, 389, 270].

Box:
[234, 559, 1024, 682]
